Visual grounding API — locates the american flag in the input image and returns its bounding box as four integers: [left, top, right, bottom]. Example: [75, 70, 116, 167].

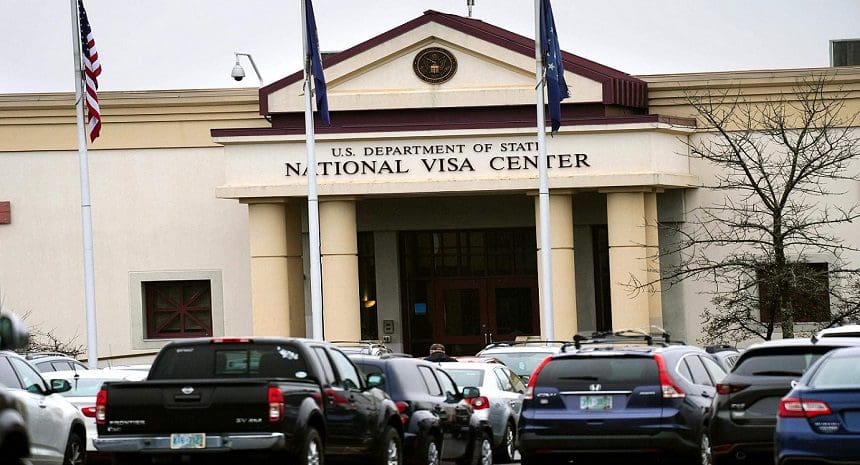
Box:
[78, 0, 102, 142]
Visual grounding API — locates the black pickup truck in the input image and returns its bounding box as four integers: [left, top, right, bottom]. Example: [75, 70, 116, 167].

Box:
[93, 337, 404, 465]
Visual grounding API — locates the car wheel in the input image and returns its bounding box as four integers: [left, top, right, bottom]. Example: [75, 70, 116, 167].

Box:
[296, 427, 323, 465]
[493, 422, 515, 463]
[698, 432, 712, 465]
[377, 426, 402, 465]
[63, 431, 86, 465]
[417, 434, 441, 465]
[457, 430, 492, 465]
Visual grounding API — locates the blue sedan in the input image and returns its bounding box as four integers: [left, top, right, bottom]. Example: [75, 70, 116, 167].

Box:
[775, 346, 860, 465]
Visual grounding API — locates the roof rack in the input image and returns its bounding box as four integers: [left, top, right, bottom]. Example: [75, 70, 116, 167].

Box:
[704, 344, 738, 354]
[561, 329, 684, 352]
[481, 339, 570, 350]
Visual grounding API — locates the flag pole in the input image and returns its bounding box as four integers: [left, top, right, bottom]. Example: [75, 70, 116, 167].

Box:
[70, 0, 99, 368]
[534, 0, 555, 340]
[301, 0, 324, 340]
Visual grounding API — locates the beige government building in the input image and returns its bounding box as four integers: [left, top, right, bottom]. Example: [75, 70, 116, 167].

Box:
[2, 11, 858, 360]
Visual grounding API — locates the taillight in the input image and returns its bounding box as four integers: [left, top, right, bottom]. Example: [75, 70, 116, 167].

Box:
[268, 386, 284, 422]
[778, 397, 832, 418]
[81, 406, 97, 418]
[95, 388, 108, 425]
[654, 354, 685, 399]
[467, 396, 490, 410]
[716, 383, 749, 395]
[395, 400, 410, 426]
[524, 355, 553, 400]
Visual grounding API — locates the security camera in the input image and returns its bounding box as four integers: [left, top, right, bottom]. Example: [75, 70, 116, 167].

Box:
[231, 62, 245, 81]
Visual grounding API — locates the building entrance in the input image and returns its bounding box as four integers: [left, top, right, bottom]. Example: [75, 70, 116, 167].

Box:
[400, 229, 539, 356]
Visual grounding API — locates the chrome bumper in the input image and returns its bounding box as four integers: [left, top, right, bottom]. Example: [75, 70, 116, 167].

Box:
[93, 432, 285, 452]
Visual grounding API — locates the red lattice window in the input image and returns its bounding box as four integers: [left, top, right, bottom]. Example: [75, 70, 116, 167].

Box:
[144, 280, 213, 339]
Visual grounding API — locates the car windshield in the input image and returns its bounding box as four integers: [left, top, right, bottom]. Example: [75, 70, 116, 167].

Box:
[732, 347, 833, 377]
[811, 356, 860, 387]
[483, 351, 553, 377]
[445, 368, 484, 389]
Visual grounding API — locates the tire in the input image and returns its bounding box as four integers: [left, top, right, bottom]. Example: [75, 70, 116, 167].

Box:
[697, 432, 713, 465]
[63, 431, 86, 465]
[416, 433, 441, 465]
[492, 422, 515, 464]
[457, 430, 492, 465]
[294, 427, 324, 465]
[376, 426, 403, 465]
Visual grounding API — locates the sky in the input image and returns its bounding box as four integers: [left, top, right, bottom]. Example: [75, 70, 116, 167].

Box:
[2, 0, 859, 94]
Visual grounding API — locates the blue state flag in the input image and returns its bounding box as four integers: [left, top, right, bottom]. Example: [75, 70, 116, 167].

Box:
[540, 0, 569, 133]
[305, 0, 330, 126]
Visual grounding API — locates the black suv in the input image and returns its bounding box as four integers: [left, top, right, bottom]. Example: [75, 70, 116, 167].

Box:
[707, 337, 860, 464]
[351, 355, 494, 465]
[518, 331, 727, 465]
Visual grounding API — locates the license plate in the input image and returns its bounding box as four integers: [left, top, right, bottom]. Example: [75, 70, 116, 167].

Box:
[170, 433, 206, 449]
[580, 395, 612, 410]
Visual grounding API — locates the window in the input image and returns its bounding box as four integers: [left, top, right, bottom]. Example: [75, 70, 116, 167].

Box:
[437, 370, 459, 398]
[8, 358, 47, 394]
[418, 366, 443, 396]
[144, 280, 213, 339]
[0, 357, 21, 388]
[130, 270, 224, 350]
[758, 262, 831, 323]
[700, 356, 727, 384]
[313, 347, 336, 386]
[684, 355, 714, 387]
[494, 368, 513, 392]
[328, 349, 362, 390]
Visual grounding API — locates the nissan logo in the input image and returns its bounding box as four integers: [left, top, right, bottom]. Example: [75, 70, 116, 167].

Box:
[181, 386, 195, 395]
[589, 384, 602, 391]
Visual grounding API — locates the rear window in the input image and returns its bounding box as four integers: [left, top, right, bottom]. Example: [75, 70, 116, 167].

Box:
[150, 343, 309, 380]
[537, 356, 659, 390]
[483, 351, 553, 377]
[732, 347, 833, 377]
[445, 368, 485, 389]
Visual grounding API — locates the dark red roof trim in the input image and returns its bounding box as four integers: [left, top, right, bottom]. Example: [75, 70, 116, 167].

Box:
[259, 10, 647, 116]
[211, 106, 693, 139]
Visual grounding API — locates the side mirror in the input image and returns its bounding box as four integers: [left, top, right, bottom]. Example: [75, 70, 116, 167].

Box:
[50, 379, 72, 394]
[0, 313, 29, 351]
[461, 386, 480, 399]
[366, 373, 385, 389]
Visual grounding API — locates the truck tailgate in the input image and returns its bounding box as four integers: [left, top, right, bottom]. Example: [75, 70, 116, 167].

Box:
[100, 379, 311, 435]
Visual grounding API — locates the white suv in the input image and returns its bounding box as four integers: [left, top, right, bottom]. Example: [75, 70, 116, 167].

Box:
[0, 351, 87, 465]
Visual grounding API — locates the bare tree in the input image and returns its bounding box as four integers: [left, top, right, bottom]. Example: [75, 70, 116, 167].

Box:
[0, 292, 85, 357]
[659, 74, 860, 342]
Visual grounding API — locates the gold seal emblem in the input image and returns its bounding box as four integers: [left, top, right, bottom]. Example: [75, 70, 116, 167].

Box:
[413, 47, 457, 84]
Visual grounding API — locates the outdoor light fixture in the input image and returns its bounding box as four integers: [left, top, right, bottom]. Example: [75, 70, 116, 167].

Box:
[231, 52, 264, 86]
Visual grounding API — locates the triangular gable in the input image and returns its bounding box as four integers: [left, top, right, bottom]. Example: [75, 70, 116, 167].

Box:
[260, 10, 646, 116]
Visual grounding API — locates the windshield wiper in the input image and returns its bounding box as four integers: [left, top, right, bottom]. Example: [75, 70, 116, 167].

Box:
[752, 370, 802, 376]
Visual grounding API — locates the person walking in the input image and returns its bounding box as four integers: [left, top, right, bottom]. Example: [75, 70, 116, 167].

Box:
[424, 343, 457, 362]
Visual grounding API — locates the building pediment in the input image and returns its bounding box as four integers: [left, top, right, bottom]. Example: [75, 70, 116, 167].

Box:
[260, 10, 647, 116]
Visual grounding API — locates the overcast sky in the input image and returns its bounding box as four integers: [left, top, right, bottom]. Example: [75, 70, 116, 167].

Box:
[3, 0, 859, 94]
